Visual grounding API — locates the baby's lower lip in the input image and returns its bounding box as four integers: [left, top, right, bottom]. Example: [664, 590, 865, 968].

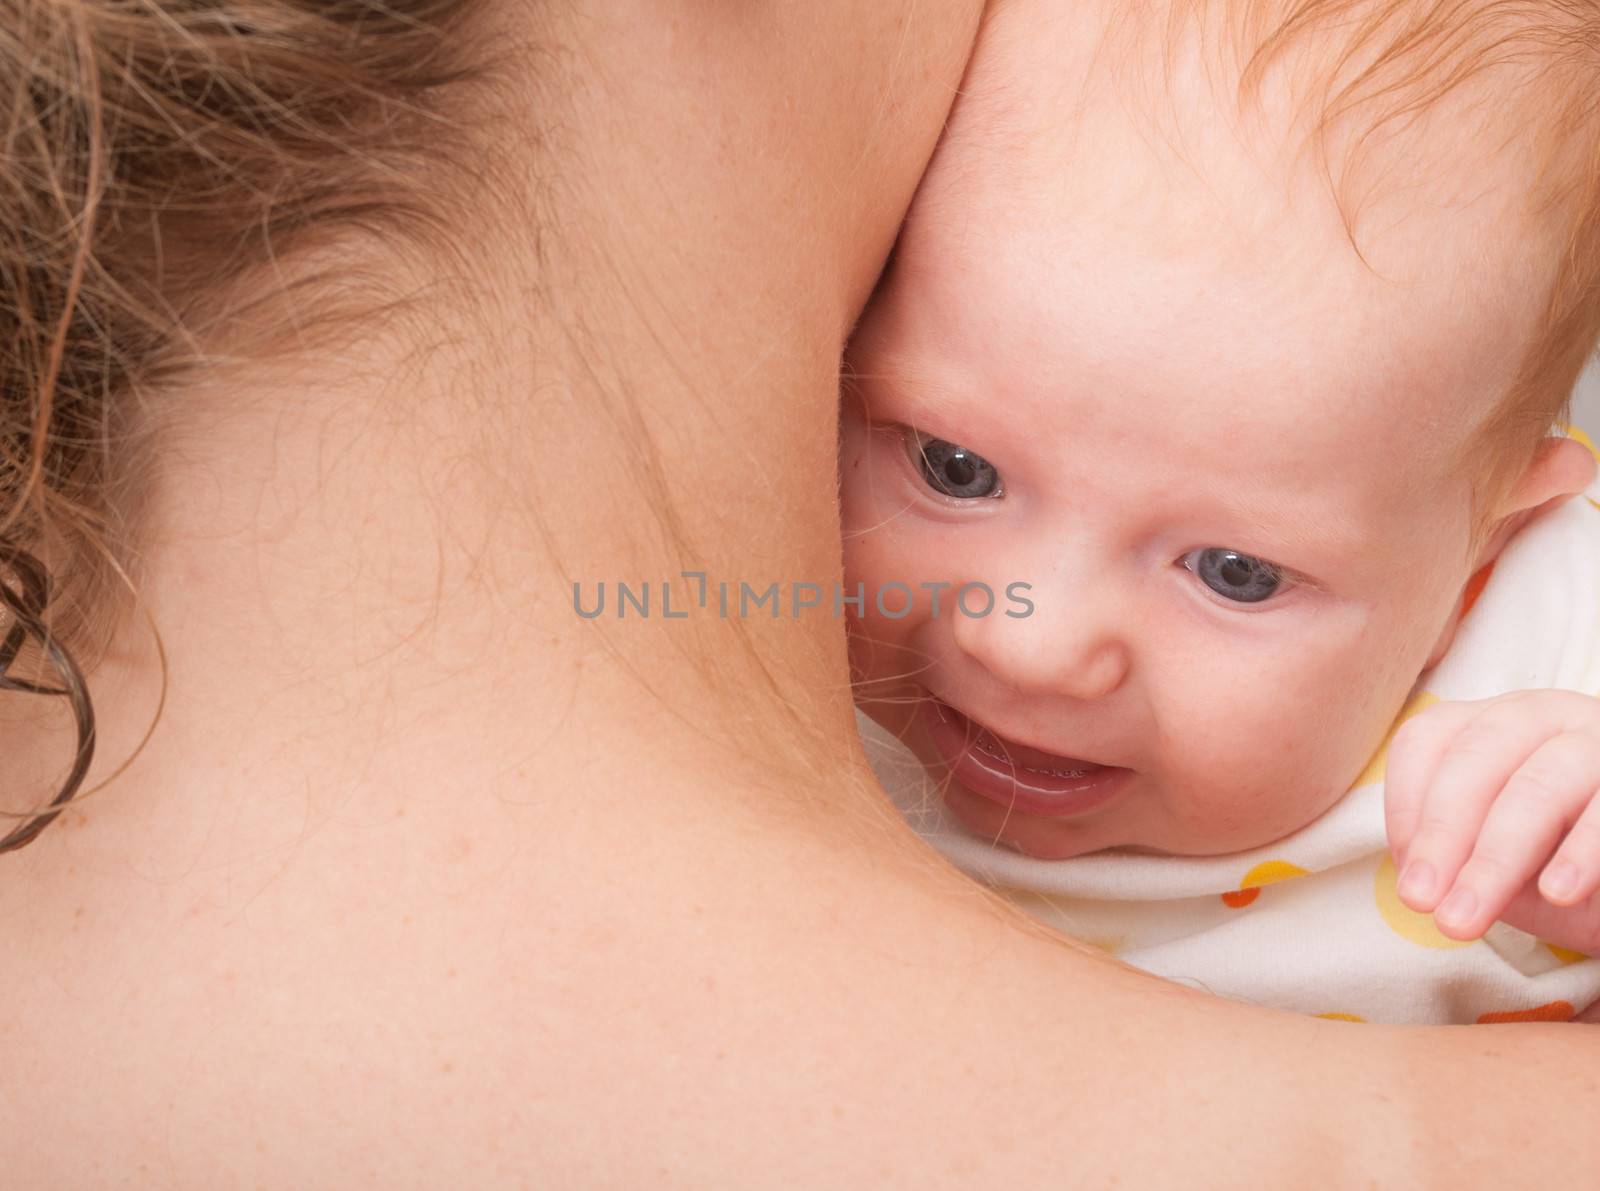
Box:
[918, 697, 1132, 819]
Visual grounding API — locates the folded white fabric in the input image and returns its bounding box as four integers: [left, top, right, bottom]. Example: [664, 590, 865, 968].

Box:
[862, 427, 1600, 1024]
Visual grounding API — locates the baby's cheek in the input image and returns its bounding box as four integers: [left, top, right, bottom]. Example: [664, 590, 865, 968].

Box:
[838, 454, 928, 601]
[840, 519, 899, 601]
[1165, 684, 1350, 850]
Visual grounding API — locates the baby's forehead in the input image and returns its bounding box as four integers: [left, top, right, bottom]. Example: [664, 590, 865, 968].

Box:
[985, 11, 1536, 203]
[926, 0, 1568, 264]
[889, 0, 1560, 470]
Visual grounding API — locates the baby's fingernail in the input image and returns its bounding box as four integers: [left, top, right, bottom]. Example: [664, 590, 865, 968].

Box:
[1398, 861, 1436, 905]
[1437, 888, 1477, 931]
[1542, 860, 1579, 902]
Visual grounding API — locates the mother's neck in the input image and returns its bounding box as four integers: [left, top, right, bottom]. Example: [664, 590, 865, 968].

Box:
[32, 2, 973, 848]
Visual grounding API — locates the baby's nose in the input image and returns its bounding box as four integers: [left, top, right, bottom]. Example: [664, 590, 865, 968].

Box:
[949, 581, 1131, 701]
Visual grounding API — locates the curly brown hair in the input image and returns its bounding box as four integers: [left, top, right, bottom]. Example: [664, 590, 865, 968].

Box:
[0, 0, 497, 850]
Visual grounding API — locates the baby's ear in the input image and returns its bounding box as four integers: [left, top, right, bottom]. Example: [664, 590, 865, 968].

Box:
[1474, 435, 1597, 569]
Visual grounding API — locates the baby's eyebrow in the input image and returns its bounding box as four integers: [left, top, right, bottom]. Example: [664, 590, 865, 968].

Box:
[845, 357, 971, 418]
[1212, 490, 1375, 578]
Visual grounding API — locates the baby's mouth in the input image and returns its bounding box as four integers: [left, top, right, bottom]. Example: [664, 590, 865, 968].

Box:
[966, 720, 1101, 778]
[920, 697, 1133, 819]
[941, 700, 1109, 775]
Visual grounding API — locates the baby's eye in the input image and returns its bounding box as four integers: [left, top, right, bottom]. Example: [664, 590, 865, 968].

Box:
[1181, 547, 1289, 604]
[905, 430, 1002, 499]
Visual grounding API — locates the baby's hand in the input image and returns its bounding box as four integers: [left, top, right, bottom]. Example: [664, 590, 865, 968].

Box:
[1384, 690, 1600, 955]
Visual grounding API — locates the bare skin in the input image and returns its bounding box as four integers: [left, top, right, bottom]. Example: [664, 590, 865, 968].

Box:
[0, 2, 1596, 1185]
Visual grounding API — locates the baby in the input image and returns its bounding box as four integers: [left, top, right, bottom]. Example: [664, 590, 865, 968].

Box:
[842, 0, 1600, 1024]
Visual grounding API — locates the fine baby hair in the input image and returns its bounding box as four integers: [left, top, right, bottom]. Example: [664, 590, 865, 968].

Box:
[1079, 0, 1600, 545]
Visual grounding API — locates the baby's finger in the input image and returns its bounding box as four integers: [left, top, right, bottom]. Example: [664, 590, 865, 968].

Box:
[1383, 700, 1481, 865]
[1540, 784, 1600, 907]
[1395, 700, 1563, 914]
[1431, 731, 1600, 938]
[1495, 882, 1600, 958]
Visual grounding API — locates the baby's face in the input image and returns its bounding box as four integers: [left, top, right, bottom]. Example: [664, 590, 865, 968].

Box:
[841, 1, 1550, 858]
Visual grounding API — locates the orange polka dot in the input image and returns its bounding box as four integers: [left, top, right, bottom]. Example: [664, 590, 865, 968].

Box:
[1476, 1001, 1575, 1025]
[1458, 560, 1496, 621]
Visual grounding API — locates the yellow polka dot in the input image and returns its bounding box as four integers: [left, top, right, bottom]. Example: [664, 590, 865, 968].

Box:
[1220, 859, 1308, 907]
[1373, 854, 1473, 949]
[1545, 942, 1588, 965]
[1081, 936, 1125, 956]
[1242, 859, 1308, 887]
[1316, 1012, 1366, 1022]
[1352, 691, 1440, 790]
